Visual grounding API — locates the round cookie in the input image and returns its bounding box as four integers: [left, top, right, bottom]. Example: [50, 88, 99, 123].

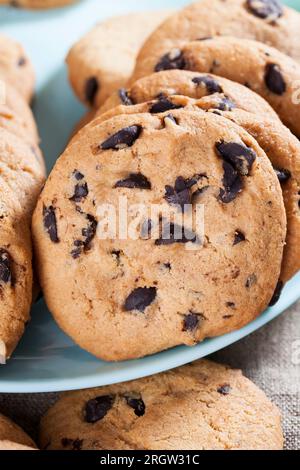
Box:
[32, 110, 286, 361]
[145, 37, 300, 138]
[66, 10, 173, 108]
[0, 33, 35, 103]
[97, 70, 300, 283]
[40, 359, 284, 450]
[0, 0, 76, 8]
[132, 0, 300, 84]
[0, 413, 36, 449]
[0, 128, 45, 361]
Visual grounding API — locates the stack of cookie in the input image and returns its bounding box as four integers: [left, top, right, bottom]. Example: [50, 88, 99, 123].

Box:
[32, 0, 300, 363]
[0, 33, 45, 362]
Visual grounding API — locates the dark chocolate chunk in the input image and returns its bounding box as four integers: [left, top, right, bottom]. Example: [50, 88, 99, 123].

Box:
[265, 63, 286, 95]
[274, 168, 291, 184]
[73, 170, 84, 181]
[246, 273, 257, 288]
[0, 249, 12, 284]
[269, 280, 283, 306]
[183, 313, 202, 332]
[43, 205, 59, 243]
[61, 438, 83, 451]
[216, 141, 256, 176]
[213, 96, 236, 111]
[85, 77, 99, 105]
[219, 161, 243, 203]
[149, 98, 183, 114]
[233, 230, 246, 245]
[85, 395, 115, 423]
[226, 301, 235, 308]
[18, 56, 26, 66]
[217, 384, 231, 395]
[101, 125, 142, 150]
[155, 223, 198, 245]
[118, 88, 134, 106]
[192, 75, 223, 94]
[246, 0, 283, 20]
[82, 214, 97, 249]
[164, 176, 192, 210]
[114, 173, 151, 190]
[124, 287, 157, 312]
[70, 182, 89, 202]
[125, 395, 146, 417]
[155, 49, 186, 72]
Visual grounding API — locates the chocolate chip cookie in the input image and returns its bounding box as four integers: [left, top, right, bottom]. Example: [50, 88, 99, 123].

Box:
[0, 413, 36, 449]
[0, 33, 35, 103]
[32, 110, 285, 361]
[132, 0, 300, 84]
[0, 128, 45, 361]
[40, 359, 284, 450]
[144, 37, 300, 138]
[66, 10, 172, 108]
[97, 70, 300, 283]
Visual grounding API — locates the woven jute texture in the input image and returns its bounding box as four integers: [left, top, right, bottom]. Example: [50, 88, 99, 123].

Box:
[0, 301, 299, 449]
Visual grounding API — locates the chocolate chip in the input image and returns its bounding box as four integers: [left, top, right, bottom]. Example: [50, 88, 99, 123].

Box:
[246, 273, 257, 288]
[43, 205, 59, 243]
[192, 76, 223, 94]
[61, 438, 83, 450]
[226, 301, 235, 308]
[0, 249, 12, 284]
[164, 262, 171, 270]
[85, 395, 115, 423]
[114, 173, 151, 190]
[214, 96, 236, 111]
[149, 98, 183, 114]
[101, 125, 142, 150]
[217, 384, 231, 395]
[124, 287, 157, 312]
[155, 49, 186, 72]
[196, 36, 213, 41]
[118, 88, 134, 106]
[265, 63, 286, 95]
[183, 313, 202, 332]
[125, 395, 146, 417]
[274, 168, 291, 184]
[18, 56, 26, 66]
[155, 223, 198, 245]
[165, 176, 192, 211]
[219, 161, 243, 203]
[70, 182, 89, 202]
[246, 0, 283, 20]
[73, 170, 84, 181]
[85, 77, 99, 105]
[269, 280, 283, 306]
[82, 214, 97, 249]
[233, 230, 246, 245]
[216, 141, 256, 176]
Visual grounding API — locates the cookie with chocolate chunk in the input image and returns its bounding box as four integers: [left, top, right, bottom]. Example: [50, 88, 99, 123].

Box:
[97, 70, 300, 283]
[0, 413, 36, 449]
[66, 10, 172, 108]
[0, 128, 45, 361]
[132, 0, 300, 83]
[143, 37, 300, 138]
[32, 110, 285, 360]
[0, 33, 35, 103]
[40, 359, 284, 450]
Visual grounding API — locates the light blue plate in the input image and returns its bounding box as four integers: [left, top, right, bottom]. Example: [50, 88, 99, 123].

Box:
[0, 0, 299, 393]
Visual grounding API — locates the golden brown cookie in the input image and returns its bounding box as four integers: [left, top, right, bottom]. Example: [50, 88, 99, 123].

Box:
[66, 10, 173, 108]
[32, 110, 285, 361]
[97, 70, 300, 283]
[40, 359, 284, 450]
[0, 33, 35, 103]
[0, 413, 36, 449]
[132, 0, 300, 83]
